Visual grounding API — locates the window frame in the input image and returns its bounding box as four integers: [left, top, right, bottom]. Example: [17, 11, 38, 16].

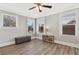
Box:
[59, 10, 77, 36]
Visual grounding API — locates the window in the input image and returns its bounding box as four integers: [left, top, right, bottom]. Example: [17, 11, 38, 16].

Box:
[37, 18, 45, 34]
[27, 19, 35, 34]
[27, 18, 45, 34]
[39, 24, 44, 33]
[62, 13, 76, 35]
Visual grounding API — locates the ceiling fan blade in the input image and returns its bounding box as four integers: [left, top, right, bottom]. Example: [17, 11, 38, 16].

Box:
[28, 6, 36, 10]
[42, 5, 52, 8]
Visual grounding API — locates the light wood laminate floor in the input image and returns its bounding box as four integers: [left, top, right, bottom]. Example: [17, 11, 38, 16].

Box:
[0, 39, 79, 55]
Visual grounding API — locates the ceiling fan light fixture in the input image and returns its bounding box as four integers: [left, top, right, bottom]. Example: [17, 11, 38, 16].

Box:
[28, 3, 52, 12]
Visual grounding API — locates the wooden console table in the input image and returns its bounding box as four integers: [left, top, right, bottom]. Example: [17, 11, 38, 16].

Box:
[42, 35, 54, 43]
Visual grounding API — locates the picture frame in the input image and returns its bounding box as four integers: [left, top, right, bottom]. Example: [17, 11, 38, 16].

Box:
[0, 13, 18, 29]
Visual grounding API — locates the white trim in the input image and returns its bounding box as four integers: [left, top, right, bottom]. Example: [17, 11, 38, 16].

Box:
[55, 40, 79, 48]
[0, 41, 15, 47]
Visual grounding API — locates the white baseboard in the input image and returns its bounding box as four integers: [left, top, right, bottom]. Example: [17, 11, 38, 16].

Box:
[0, 41, 15, 47]
[55, 40, 79, 48]
[37, 38, 79, 48]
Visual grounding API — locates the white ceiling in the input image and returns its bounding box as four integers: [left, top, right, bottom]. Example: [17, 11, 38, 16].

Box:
[0, 3, 79, 18]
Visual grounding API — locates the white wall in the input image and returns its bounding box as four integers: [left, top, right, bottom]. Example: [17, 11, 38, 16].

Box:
[0, 11, 27, 47]
[45, 14, 59, 41]
[45, 8, 79, 46]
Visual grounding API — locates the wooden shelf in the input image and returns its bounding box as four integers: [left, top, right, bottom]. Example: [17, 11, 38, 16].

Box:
[42, 35, 54, 43]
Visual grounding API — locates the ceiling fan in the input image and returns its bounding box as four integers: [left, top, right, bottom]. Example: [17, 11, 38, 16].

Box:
[28, 3, 52, 12]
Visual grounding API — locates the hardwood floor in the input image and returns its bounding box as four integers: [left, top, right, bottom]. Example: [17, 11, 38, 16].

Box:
[0, 39, 79, 55]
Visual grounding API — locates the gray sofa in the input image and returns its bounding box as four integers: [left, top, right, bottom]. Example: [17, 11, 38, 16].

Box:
[15, 36, 31, 45]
